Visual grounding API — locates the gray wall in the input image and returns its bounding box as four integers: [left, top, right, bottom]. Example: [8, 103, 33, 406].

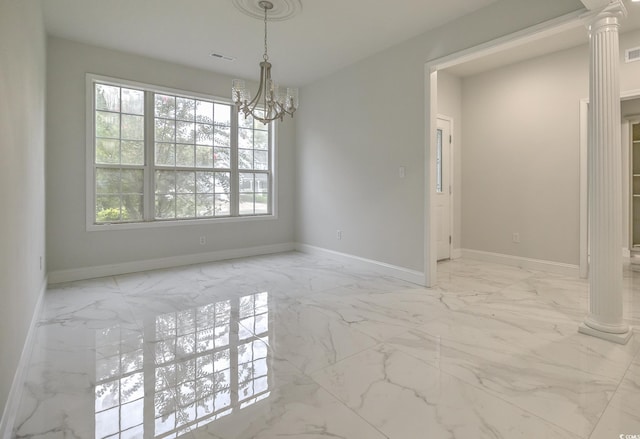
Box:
[460, 29, 640, 265]
[295, 0, 584, 272]
[46, 38, 295, 273]
[0, 0, 47, 420]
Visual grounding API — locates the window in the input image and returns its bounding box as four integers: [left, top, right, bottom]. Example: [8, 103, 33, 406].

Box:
[436, 128, 443, 193]
[88, 75, 274, 229]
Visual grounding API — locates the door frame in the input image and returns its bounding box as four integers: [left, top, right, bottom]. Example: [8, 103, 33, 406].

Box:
[579, 89, 640, 278]
[437, 114, 455, 260]
[423, 10, 586, 286]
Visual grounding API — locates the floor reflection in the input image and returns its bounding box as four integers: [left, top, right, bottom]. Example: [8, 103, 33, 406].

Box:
[94, 292, 270, 439]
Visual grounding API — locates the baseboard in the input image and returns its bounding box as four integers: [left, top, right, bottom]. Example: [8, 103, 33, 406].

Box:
[48, 242, 296, 284]
[0, 276, 47, 439]
[451, 248, 462, 259]
[461, 249, 580, 277]
[296, 243, 426, 285]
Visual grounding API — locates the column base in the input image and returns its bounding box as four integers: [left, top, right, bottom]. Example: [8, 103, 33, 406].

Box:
[578, 323, 633, 345]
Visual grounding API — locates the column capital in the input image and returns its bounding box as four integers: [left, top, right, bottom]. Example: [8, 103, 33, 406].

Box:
[582, 0, 627, 30]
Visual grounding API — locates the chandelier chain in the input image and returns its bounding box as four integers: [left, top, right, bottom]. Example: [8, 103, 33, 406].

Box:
[263, 5, 269, 62]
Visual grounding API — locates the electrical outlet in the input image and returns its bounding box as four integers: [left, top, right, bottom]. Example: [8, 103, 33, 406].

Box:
[399, 166, 406, 178]
[336, 230, 343, 240]
[199, 236, 206, 245]
[512, 232, 520, 243]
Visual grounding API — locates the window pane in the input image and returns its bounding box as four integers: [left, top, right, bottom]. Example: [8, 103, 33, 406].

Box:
[196, 172, 214, 194]
[214, 104, 231, 126]
[238, 150, 253, 170]
[214, 147, 230, 169]
[155, 143, 175, 166]
[195, 146, 213, 168]
[96, 168, 121, 194]
[96, 111, 120, 139]
[155, 194, 175, 219]
[96, 84, 120, 112]
[196, 100, 213, 123]
[96, 139, 120, 164]
[239, 173, 254, 193]
[155, 170, 176, 194]
[196, 124, 213, 146]
[176, 144, 195, 167]
[121, 141, 144, 165]
[239, 114, 253, 128]
[121, 169, 144, 193]
[176, 121, 195, 144]
[155, 119, 175, 142]
[176, 98, 195, 121]
[121, 115, 144, 141]
[176, 195, 195, 218]
[255, 173, 268, 192]
[215, 194, 230, 216]
[96, 195, 121, 222]
[436, 129, 443, 193]
[254, 118, 268, 131]
[196, 194, 214, 217]
[239, 194, 254, 215]
[214, 127, 230, 147]
[215, 173, 230, 195]
[176, 171, 195, 194]
[238, 128, 252, 149]
[123, 195, 144, 221]
[255, 193, 269, 214]
[254, 151, 268, 170]
[122, 88, 144, 115]
[254, 130, 268, 150]
[155, 94, 175, 118]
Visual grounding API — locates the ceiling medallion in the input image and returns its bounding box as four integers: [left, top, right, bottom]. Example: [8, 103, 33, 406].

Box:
[232, 0, 302, 21]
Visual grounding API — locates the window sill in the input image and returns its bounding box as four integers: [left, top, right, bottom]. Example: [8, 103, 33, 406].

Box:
[86, 214, 277, 232]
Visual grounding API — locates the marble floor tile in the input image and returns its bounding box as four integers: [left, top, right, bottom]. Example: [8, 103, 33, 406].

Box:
[589, 359, 640, 439]
[386, 326, 635, 436]
[10, 253, 640, 438]
[311, 343, 581, 439]
[249, 299, 379, 374]
[299, 286, 458, 341]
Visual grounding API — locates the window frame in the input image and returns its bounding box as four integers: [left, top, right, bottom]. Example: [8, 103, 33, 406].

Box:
[86, 74, 278, 231]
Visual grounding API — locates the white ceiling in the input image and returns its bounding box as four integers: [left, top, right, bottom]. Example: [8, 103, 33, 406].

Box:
[42, 0, 501, 87]
[43, 0, 640, 85]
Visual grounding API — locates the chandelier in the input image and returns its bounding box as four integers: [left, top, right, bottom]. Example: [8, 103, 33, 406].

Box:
[232, 1, 299, 124]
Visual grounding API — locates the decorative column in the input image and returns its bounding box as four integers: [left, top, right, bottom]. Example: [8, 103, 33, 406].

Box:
[579, 0, 632, 344]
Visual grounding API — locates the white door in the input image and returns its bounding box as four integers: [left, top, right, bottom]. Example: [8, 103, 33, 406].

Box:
[436, 118, 452, 261]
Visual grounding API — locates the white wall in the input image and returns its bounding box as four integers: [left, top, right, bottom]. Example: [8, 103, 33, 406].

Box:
[46, 37, 295, 274]
[295, 0, 585, 273]
[0, 0, 46, 423]
[459, 29, 640, 266]
[437, 71, 463, 252]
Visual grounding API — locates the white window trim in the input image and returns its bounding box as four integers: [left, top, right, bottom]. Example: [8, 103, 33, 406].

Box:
[85, 73, 278, 232]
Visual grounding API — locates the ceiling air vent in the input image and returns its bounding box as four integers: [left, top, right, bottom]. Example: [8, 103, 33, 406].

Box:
[210, 53, 236, 62]
[625, 47, 640, 63]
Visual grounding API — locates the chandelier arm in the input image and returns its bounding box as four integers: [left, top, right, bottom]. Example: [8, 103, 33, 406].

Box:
[243, 62, 267, 116]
